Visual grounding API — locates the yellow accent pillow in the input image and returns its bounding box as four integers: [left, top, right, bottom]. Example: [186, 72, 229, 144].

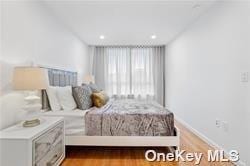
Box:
[91, 91, 109, 108]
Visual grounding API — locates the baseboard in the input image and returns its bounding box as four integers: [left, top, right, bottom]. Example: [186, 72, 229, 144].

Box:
[174, 115, 246, 166]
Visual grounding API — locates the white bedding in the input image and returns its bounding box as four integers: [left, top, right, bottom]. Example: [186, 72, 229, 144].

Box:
[43, 109, 89, 136]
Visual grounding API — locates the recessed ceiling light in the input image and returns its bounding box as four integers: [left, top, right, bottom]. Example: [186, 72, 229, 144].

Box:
[151, 35, 157, 39]
[192, 4, 201, 9]
[99, 35, 105, 39]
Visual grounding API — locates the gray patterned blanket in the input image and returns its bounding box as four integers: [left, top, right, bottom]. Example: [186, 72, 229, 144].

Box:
[85, 99, 174, 136]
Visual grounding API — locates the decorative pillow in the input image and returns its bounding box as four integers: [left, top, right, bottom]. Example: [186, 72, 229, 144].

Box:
[91, 91, 109, 108]
[46, 86, 61, 111]
[57, 86, 77, 110]
[72, 85, 93, 110]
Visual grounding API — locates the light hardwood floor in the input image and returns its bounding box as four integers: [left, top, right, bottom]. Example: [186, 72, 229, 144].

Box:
[62, 120, 234, 166]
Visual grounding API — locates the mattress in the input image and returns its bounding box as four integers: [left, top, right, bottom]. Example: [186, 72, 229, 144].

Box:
[85, 99, 175, 136]
[43, 109, 88, 136]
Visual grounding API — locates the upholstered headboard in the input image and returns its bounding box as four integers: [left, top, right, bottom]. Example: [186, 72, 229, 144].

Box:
[41, 67, 78, 110]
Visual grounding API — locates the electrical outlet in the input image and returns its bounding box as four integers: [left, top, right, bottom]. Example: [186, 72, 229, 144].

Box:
[241, 72, 248, 82]
[215, 119, 221, 128]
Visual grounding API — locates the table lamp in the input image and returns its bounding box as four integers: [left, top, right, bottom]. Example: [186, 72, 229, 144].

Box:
[83, 74, 95, 84]
[13, 67, 48, 127]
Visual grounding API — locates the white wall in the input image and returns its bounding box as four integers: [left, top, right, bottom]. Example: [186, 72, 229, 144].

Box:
[166, 1, 249, 165]
[0, 1, 89, 129]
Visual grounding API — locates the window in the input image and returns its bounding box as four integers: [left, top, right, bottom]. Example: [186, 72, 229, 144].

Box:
[105, 47, 154, 98]
[93, 45, 165, 104]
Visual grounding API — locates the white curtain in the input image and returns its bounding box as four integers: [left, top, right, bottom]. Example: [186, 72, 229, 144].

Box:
[131, 47, 154, 98]
[105, 47, 131, 97]
[92, 47, 106, 89]
[92, 46, 165, 105]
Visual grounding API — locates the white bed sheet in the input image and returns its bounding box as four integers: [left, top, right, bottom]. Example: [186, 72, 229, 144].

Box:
[43, 109, 89, 136]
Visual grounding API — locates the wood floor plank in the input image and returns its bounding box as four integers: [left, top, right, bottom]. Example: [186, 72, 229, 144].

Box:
[61, 120, 235, 166]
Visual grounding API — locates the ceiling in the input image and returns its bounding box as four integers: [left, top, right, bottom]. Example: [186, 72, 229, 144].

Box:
[43, 0, 216, 45]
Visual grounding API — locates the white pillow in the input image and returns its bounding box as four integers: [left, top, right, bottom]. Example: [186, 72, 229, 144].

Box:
[57, 86, 77, 110]
[46, 86, 61, 111]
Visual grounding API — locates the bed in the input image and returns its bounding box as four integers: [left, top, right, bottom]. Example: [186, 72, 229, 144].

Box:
[41, 67, 180, 149]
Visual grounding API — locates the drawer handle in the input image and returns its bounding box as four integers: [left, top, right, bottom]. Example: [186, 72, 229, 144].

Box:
[46, 154, 59, 166]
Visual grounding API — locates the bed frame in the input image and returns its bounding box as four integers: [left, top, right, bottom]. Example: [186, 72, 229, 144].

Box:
[65, 128, 180, 150]
[41, 67, 180, 150]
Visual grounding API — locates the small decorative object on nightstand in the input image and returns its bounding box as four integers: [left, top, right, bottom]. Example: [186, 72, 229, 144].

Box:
[0, 117, 65, 166]
[13, 67, 48, 127]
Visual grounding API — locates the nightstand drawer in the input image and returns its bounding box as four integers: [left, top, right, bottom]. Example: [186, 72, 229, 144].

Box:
[35, 139, 64, 166]
[33, 121, 64, 166]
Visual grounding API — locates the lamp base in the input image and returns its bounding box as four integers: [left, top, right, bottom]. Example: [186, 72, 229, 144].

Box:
[23, 118, 40, 127]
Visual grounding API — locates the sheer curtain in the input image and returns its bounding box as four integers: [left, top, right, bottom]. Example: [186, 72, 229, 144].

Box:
[92, 46, 165, 105]
[131, 47, 154, 99]
[105, 47, 131, 97]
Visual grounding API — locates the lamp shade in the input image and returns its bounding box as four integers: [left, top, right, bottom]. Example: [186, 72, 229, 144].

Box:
[83, 75, 95, 84]
[13, 67, 48, 90]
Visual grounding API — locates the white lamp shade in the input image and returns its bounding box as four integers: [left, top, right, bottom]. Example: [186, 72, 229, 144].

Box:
[83, 75, 95, 84]
[13, 67, 48, 90]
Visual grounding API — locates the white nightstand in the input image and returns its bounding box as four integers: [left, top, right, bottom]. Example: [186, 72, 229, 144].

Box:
[0, 116, 65, 166]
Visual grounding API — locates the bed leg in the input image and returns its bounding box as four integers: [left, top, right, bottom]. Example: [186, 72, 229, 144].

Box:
[172, 146, 180, 151]
[169, 146, 178, 153]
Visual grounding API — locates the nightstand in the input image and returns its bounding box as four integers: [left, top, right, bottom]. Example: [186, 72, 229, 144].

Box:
[0, 116, 65, 166]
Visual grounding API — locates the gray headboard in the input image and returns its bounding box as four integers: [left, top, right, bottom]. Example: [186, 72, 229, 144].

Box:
[41, 67, 78, 110]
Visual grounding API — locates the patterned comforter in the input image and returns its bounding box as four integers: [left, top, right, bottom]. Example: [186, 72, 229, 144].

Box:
[85, 99, 175, 136]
